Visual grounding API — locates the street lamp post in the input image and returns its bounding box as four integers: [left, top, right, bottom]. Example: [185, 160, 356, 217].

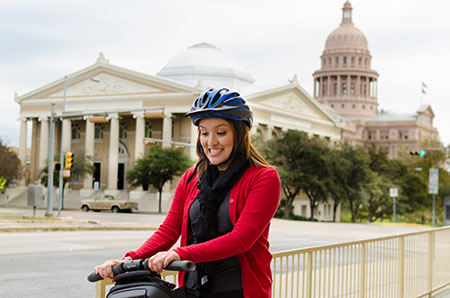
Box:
[57, 75, 99, 217]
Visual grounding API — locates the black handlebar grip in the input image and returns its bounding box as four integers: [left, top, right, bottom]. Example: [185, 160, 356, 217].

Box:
[164, 260, 196, 272]
[87, 272, 103, 282]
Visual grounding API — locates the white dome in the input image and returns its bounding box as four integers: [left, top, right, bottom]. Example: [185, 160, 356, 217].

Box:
[156, 43, 255, 89]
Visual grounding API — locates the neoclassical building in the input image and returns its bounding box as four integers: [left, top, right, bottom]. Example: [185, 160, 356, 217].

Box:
[15, 44, 342, 219]
[313, 1, 439, 157]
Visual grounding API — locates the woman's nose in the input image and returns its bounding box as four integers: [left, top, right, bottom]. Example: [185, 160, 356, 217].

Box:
[207, 135, 218, 146]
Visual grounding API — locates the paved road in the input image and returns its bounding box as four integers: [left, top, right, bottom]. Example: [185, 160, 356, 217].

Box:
[0, 207, 430, 298]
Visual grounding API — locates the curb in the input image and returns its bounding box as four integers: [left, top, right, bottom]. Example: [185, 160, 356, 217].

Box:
[0, 224, 158, 233]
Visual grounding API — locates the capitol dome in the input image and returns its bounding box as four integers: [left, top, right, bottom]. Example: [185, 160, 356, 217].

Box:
[156, 43, 255, 89]
[324, 1, 369, 55]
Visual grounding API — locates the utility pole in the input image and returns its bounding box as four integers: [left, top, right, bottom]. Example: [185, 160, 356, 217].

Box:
[46, 103, 55, 216]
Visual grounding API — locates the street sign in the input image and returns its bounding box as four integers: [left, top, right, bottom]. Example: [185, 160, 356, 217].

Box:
[389, 188, 398, 197]
[429, 168, 439, 194]
[62, 170, 71, 178]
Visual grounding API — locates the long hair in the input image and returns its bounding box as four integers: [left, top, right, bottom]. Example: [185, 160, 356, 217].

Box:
[196, 119, 270, 178]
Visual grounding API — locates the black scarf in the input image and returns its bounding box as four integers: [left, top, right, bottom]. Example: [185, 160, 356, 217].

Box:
[191, 153, 250, 244]
[187, 154, 250, 294]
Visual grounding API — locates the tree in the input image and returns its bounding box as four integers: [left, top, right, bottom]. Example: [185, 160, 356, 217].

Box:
[127, 146, 192, 213]
[0, 139, 22, 185]
[263, 131, 330, 220]
[325, 143, 369, 222]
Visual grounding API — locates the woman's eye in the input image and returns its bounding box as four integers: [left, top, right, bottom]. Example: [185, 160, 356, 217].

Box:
[200, 132, 208, 136]
[217, 131, 226, 136]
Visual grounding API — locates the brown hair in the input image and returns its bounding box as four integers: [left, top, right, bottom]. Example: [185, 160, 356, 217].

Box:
[196, 119, 271, 178]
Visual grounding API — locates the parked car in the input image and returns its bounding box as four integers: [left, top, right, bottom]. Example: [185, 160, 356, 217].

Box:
[81, 194, 138, 213]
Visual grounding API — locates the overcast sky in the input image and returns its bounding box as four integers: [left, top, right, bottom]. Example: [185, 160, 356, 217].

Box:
[1, 0, 449, 147]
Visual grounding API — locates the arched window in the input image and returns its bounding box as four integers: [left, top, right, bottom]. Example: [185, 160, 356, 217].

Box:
[343, 56, 347, 64]
[350, 83, 355, 95]
[335, 57, 339, 65]
[351, 57, 355, 64]
[71, 122, 80, 140]
[329, 57, 332, 65]
[119, 121, 127, 139]
[358, 57, 362, 65]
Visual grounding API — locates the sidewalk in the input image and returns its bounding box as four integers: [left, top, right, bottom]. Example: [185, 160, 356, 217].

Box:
[0, 208, 159, 233]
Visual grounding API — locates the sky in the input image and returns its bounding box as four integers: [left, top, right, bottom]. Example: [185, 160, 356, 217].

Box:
[1, 0, 449, 147]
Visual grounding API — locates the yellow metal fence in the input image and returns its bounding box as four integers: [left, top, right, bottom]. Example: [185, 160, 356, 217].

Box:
[95, 226, 450, 298]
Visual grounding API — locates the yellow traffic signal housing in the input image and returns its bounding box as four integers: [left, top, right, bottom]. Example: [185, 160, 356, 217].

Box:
[65, 152, 74, 169]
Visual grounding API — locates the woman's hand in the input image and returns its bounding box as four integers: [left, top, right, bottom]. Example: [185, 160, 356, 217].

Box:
[147, 251, 180, 274]
[94, 256, 132, 279]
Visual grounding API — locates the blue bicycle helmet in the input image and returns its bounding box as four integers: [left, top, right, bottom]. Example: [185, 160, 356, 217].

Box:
[185, 88, 253, 128]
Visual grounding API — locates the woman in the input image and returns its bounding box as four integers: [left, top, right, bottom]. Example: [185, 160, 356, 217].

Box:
[95, 88, 281, 298]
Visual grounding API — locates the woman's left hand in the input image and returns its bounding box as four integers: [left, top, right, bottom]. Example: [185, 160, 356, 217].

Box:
[147, 251, 180, 274]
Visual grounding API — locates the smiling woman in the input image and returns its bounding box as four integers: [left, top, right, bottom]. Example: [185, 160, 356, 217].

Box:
[94, 88, 281, 298]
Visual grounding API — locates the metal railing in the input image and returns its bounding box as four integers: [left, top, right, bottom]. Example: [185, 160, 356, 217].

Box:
[94, 226, 450, 298]
[271, 226, 450, 298]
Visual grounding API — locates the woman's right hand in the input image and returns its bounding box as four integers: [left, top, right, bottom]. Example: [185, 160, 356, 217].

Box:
[94, 256, 132, 279]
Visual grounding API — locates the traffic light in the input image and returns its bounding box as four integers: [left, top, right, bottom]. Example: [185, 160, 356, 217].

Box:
[409, 150, 425, 157]
[53, 161, 61, 172]
[65, 152, 74, 170]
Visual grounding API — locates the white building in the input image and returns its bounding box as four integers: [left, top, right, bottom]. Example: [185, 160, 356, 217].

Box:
[15, 44, 343, 219]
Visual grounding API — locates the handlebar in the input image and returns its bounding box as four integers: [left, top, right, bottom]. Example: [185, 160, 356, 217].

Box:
[87, 259, 196, 283]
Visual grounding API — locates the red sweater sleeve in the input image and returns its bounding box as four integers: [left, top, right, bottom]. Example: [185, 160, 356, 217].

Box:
[174, 167, 280, 263]
[124, 169, 192, 259]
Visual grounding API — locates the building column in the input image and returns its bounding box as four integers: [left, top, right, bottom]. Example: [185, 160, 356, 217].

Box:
[81, 116, 95, 196]
[327, 76, 332, 98]
[162, 112, 172, 148]
[190, 124, 198, 161]
[133, 112, 145, 160]
[356, 76, 361, 97]
[62, 119, 71, 152]
[38, 117, 49, 171]
[18, 117, 28, 186]
[107, 113, 119, 192]
[337, 75, 341, 96]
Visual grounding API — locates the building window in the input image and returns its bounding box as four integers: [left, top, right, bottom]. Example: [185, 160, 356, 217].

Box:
[94, 124, 104, 140]
[380, 130, 389, 140]
[333, 83, 337, 95]
[145, 120, 152, 138]
[352, 104, 356, 109]
[343, 56, 347, 64]
[341, 104, 345, 108]
[358, 57, 362, 65]
[350, 83, 355, 95]
[368, 130, 376, 140]
[336, 57, 339, 65]
[329, 57, 332, 65]
[351, 57, 355, 64]
[362, 105, 365, 109]
[331, 104, 334, 108]
[71, 122, 80, 140]
[119, 121, 127, 139]
[323, 58, 326, 66]
[342, 83, 347, 95]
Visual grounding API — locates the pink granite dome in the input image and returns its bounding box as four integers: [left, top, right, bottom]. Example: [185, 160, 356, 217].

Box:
[324, 1, 369, 54]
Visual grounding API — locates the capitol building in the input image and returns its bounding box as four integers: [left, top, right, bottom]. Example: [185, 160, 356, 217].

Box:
[14, 1, 439, 219]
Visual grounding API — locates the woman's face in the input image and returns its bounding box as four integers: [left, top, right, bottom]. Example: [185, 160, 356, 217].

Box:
[199, 117, 234, 171]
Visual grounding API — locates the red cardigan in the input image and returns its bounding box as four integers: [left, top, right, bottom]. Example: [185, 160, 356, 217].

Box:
[125, 165, 280, 298]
